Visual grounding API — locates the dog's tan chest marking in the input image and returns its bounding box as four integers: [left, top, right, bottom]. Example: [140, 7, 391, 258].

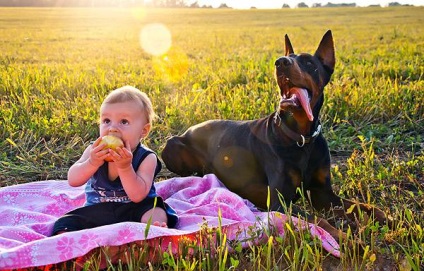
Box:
[314, 167, 330, 186]
[288, 168, 302, 188]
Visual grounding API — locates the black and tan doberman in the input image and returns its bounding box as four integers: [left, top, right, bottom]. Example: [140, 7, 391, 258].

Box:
[162, 30, 390, 240]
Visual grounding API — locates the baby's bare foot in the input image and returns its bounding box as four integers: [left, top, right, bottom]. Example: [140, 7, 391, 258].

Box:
[153, 221, 168, 228]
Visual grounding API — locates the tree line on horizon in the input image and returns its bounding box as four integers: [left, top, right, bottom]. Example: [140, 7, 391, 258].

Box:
[0, 0, 412, 8]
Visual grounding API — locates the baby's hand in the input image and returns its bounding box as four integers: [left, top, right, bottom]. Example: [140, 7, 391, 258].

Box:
[110, 140, 133, 169]
[88, 137, 108, 167]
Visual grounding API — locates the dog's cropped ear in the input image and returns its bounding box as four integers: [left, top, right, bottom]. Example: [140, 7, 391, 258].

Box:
[284, 34, 294, 56]
[315, 30, 335, 72]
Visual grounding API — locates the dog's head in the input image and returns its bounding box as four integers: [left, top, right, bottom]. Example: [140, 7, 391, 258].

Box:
[275, 30, 335, 123]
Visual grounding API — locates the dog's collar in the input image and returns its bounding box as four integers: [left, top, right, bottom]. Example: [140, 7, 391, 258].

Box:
[273, 114, 322, 147]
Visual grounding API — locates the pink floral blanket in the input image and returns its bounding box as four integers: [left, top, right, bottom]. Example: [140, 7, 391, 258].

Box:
[0, 174, 339, 269]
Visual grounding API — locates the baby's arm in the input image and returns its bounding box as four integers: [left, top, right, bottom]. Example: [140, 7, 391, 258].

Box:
[67, 137, 108, 187]
[115, 146, 157, 203]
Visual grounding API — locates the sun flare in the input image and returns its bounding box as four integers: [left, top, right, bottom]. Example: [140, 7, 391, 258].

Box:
[139, 23, 172, 56]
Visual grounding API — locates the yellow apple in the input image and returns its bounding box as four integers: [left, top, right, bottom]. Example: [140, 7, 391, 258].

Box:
[100, 135, 124, 162]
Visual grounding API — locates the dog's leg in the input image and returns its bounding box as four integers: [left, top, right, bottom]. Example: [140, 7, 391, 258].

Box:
[309, 186, 391, 229]
[338, 198, 391, 228]
[307, 162, 391, 233]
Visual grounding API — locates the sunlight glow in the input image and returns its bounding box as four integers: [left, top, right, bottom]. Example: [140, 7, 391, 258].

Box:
[139, 23, 172, 56]
[153, 49, 189, 82]
[130, 7, 146, 20]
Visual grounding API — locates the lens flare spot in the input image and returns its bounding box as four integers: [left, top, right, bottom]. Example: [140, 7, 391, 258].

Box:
[153, 49, 189, 82]
[222, 155, 234, 167]
[140, 23, 171, 56]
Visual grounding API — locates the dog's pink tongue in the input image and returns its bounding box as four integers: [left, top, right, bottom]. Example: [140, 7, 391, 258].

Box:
[292, 87, 314, 121]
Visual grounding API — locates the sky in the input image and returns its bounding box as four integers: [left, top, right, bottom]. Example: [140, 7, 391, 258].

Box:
[192, 0, 424, 8]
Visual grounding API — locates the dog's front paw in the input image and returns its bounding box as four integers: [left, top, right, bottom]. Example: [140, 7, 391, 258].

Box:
[372, 207, 394, 229]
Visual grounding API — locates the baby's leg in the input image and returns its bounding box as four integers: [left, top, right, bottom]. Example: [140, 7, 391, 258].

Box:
[141, 207, 168, 227]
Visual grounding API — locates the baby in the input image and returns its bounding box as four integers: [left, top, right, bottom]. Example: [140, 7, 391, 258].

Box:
[52, 86, 177, 235]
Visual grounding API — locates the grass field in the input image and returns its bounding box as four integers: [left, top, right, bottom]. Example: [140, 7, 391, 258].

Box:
[0, 6, 423, 270]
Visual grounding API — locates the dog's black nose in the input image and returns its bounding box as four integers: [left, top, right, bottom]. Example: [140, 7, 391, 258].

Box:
[275, 57, 292, 67]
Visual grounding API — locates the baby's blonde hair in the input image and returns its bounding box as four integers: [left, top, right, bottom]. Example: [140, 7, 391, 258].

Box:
[101, 85, 155, 124]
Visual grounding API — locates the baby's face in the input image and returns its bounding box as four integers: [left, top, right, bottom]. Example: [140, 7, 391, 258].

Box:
[99, 101, 150, 151]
